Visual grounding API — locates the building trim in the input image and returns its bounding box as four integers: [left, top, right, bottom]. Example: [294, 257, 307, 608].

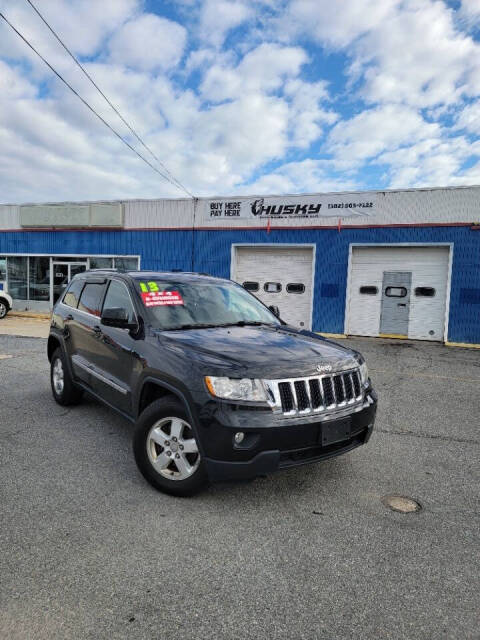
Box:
[0, 221, 476, 233]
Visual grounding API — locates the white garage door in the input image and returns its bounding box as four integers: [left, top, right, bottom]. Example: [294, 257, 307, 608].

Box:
[233, 246, 314, 329]
[346, 246, 450, 341]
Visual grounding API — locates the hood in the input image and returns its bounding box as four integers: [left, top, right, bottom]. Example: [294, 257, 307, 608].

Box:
[156, 325, 358, 378]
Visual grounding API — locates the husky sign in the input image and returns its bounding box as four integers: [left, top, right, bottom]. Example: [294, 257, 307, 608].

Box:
[202, 194, 376, 221]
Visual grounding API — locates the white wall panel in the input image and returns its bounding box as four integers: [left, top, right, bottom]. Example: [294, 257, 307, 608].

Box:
[0, 205, 20, 229]
[124, 199, 193, 228]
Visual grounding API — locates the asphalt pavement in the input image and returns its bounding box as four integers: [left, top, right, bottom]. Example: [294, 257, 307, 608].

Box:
[0, 334, 479, 639]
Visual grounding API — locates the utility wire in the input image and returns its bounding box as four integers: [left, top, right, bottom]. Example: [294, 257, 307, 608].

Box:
[24, 0, 193, 198]
[0, 9, 189, 196]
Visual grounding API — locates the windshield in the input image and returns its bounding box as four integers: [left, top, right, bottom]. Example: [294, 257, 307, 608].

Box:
[135, 278, 281, 330]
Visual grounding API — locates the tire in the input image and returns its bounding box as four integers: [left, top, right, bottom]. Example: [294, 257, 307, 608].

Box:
[50, 348, 84, 406]
[0, 300, 8, 319]
[133, 397, 209, 497]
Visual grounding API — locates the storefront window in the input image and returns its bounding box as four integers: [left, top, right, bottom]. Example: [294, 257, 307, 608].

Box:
[90, 257, 113, 269]
[7, 257, 28, 300]
[29, 257, 50, 301]
[114, 257, 139, 270]
[0, 257, 6, 282]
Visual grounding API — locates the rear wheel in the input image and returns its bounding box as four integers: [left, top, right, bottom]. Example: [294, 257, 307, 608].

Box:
[50, 348, 83, 406]
[133, 397, 208, 497]
[0, 300, 8, 319]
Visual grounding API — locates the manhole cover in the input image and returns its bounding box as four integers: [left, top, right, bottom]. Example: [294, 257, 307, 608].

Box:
[381, 495, 422, 513]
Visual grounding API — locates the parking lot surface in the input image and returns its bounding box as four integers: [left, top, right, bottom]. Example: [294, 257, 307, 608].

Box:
[0, 335, 479, 639]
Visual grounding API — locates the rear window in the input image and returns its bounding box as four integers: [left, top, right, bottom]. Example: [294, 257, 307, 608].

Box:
[286, 283, 305, 294]
[78, 283, 105, 317]
[63, 279, 84, 308]
[415, 287, 435, 297]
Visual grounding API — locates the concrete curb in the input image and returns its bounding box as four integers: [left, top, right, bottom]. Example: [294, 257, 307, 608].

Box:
[9, 311, 50, 320]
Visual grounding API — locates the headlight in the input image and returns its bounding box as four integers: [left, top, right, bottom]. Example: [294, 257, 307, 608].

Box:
[359, 361, 369, 385]
[205, 376, 267, 402]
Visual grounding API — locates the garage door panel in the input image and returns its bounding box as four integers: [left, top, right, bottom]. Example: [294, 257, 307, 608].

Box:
[234, 246, 314, 329]
[347, 246, 449, 341]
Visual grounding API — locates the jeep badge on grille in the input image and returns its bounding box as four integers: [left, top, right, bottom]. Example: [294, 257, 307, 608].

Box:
[316, 364, 333, 373]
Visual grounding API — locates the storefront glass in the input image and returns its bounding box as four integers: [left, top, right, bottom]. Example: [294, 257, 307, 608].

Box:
[29, 257, 50, 301]
[7, 256, 28, 300]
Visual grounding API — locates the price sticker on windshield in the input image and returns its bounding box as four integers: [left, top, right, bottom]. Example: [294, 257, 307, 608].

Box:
[139, 282, 184, 307]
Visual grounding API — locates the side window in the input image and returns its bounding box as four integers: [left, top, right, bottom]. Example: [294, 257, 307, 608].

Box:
[78, 283, 105, 317]
[415, 287, 435, 297]
[102, 280, 136, 323]
[286, 283, 305, 294]
[242, 281, 259, 292]
[264, 282, 282, 293]
[63, 279, 84, 308]
[360, 286, 378, 295]
[385, 286, 407, 298]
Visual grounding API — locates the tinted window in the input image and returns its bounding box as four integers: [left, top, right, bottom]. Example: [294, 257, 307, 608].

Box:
[415, 287, 435, 297]
[264, 282, 282, 293]
[114, 257, 139, 270]
[63, 279, 84, 308]
[385, 286, 407, 298]
[243, 281, 259, 292]
[360, 286, 378, 295]
[90, 257, 113, 269]
[103, 280, 136, 323]
[78, 283, 105, 316]
[286, 283, 305, 294]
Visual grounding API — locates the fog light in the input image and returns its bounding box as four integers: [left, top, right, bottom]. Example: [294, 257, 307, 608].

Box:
[234, 432, 245, 444]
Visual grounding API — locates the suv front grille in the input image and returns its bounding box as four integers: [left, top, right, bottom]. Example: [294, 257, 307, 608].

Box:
[267, 369, 363, 416]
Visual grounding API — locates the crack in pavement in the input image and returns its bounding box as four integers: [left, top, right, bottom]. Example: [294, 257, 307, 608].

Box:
[376, 426, 480, 445]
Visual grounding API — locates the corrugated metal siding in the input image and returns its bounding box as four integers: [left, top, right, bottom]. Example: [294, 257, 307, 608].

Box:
[0, 224, 479, 343]
[0, 205, 20, 229]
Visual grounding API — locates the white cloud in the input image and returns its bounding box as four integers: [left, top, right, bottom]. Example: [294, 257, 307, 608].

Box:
[108, 13, 187, 72]
[456, 102, 480, 136]
[201, 43, 308, 101]
[240, 159, 358, 195]
[199, 0, 252, 48]
[327, 105, 439, 169]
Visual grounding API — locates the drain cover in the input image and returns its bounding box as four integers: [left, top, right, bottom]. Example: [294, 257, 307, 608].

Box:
[381, 495, 422, 513]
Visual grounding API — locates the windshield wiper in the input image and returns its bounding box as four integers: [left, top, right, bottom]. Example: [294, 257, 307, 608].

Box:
[161, 323, 220, 331]
[221, 321, 276, 327]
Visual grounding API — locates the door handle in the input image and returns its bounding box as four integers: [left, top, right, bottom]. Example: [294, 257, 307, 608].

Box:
[93, 325, 102, 338]
[397, 303, 406, 307]
[65, 314, 73, 321]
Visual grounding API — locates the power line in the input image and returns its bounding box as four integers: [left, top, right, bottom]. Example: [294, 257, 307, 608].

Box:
[24, 0, 193, 198]
[0, 9, 190, 196]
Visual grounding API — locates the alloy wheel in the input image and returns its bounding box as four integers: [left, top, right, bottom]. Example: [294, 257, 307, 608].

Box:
[146, 416, 200, 481]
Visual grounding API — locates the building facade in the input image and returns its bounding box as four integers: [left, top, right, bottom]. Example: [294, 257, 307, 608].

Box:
[1, 185, 479, 346]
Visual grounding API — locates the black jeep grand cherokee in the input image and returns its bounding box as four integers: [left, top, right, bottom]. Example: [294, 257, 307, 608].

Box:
[48, 270, 377, 496]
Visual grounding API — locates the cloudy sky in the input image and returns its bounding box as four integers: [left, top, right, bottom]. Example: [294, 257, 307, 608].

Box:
[0, 0, 479, 203]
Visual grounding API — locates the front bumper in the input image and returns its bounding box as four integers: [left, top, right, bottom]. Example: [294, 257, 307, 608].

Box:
[202, 392, 377, 483]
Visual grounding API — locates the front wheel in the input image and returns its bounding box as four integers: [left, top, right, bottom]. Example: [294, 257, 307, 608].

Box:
[50, 348, 83, 406]
[133, 397, 208, 497]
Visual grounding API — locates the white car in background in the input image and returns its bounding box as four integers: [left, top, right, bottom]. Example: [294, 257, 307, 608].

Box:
[0, 290, 12, 319]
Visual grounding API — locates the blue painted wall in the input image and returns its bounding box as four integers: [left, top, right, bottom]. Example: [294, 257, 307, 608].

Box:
[1, 226, 479, 343]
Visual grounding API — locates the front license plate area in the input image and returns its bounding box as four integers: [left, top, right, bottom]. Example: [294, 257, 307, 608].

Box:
[321, 418, 351, 446]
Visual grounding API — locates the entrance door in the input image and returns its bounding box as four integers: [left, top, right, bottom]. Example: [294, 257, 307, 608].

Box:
[51, 261, 87, 305]
[379, 271, 412, 336]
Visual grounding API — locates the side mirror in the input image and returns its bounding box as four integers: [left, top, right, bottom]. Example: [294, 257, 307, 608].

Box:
[268, 305, 281, 318]
[101, 307, 137, 330]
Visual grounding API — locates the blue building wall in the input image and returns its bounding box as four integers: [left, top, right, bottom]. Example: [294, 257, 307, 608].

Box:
[1, 225, 479, 343]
